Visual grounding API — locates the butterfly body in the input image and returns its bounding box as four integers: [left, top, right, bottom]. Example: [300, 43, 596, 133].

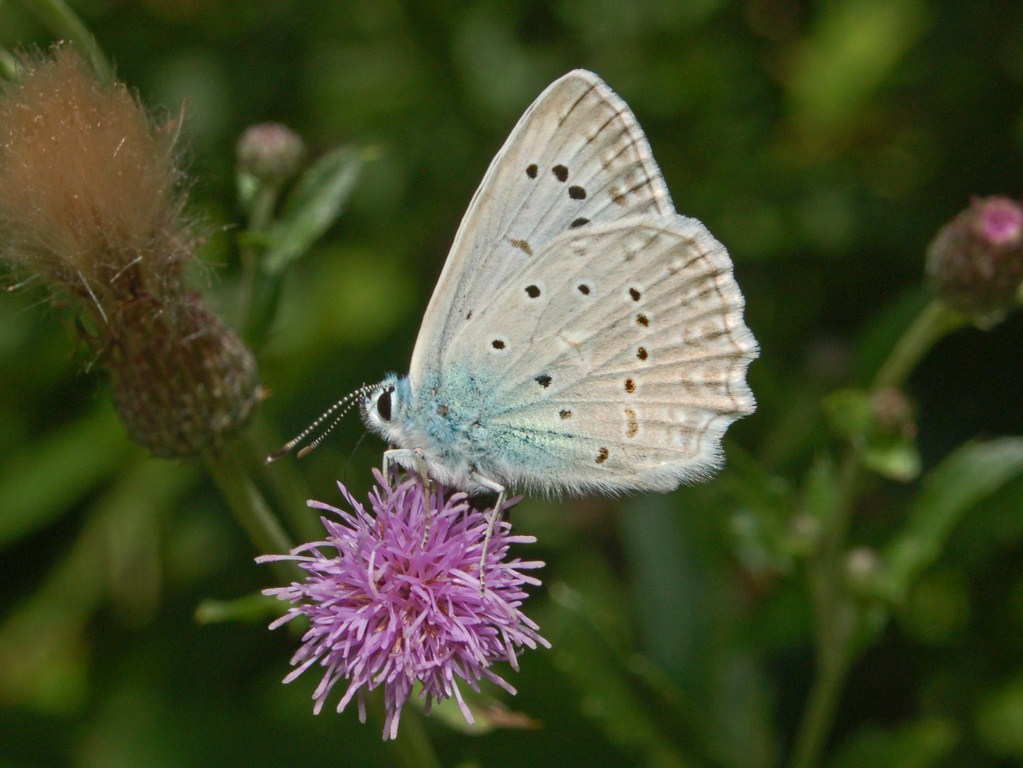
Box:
[365, 370, 494, 494]
[358, 70, 758, 502]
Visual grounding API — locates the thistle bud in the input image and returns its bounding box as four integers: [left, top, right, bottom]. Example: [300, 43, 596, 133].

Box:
[846, 547, 882, 597]
[870, 387, 916, 442]
[925, 196, 1023, 323]
[236, 122, 305, 185]
[0, 47, 259, 457]
[106, 294, 259, 457]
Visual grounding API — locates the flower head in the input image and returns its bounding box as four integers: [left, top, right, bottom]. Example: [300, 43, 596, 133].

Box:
[0, 46, 259, 456]
[925, 195, 1023, 323]
[258, 471, 548, 739]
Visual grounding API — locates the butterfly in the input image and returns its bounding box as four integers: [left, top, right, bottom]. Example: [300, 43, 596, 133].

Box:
[273, 69, 758, 517]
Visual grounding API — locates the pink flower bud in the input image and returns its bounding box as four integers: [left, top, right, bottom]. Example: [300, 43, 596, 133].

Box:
[236, 122, 305, 185]
[926, 196, 1023, 323]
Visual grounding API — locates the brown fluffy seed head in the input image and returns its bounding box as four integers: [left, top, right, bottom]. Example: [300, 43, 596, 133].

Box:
[925, 196, 1023, 324]
[0, 47, 258, 457]
[0, 46, 186, 305]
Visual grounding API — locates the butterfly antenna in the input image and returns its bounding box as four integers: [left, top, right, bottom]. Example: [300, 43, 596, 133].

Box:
[266, 384, 372, 463]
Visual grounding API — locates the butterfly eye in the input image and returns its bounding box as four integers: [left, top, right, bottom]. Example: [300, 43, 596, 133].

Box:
[376, 387, 393, 422]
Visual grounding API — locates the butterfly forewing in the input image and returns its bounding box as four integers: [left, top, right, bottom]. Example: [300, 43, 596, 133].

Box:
[409, 70, 675, 391]
[449, 216, 757, 494]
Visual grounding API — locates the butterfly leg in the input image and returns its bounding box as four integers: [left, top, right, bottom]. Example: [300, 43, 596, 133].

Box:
[383, 448, 435, 542]
[382, 448, 431, 486]
[470, 472, 507, 593]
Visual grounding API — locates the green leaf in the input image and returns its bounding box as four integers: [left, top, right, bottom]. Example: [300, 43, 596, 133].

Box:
[0, 457, 191, 712]
[718, 445, 804, 572]
[787, 0, 925, 131]
[236, 170, 261, 214]
[826, 717, 957, 768]
[0, 406, 134, 551]
[264, 145, 362, 274]
[543, 581, 703, 768]
[876, 438, 1023, 604]
[803, 455, 841, 527]
[195, 594, 282, 625]
[976, 671, 1023, 758]
[823, 388, 875, 439]
[0, 44, 18, 81]
[861, 439, 920, 482]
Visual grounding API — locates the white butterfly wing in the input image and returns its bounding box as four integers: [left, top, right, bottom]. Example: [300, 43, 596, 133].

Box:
[447, 216, 758, 494]
[408, 70, 675, 391]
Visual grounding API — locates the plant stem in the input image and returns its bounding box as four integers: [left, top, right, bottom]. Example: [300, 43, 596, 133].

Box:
[384, 708, 443, 768]
[244, 422, 322, 543]
[872, 299, 966, 391]
[790, 452, 859, 768]
[239, 184, 282, 347]
[20, 0, 113, 84]
[789, 299, 967, 768]
[789, 643, 853, 768]
[204, 439, 298, 583]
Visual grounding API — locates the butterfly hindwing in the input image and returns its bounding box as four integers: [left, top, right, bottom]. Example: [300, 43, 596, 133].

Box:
[445, 215, 758, 494]
[408, 70, 675, 391]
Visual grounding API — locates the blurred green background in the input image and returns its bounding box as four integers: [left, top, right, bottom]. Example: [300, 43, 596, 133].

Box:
[3, 1, 1023, 766]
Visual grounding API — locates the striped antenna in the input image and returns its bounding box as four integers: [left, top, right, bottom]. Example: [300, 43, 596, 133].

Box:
[266, 384, 374, 463]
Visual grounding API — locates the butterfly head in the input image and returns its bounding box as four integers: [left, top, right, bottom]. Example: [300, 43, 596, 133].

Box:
[360, 374, 409, 444]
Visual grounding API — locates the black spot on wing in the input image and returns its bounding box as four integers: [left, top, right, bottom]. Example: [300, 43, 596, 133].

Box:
[535, 374, 552, 388]
[570, 217, 590, 228]
[526, 163, 538, 179]
[552, 164, 568, 182]
[568, 185, 586, 200]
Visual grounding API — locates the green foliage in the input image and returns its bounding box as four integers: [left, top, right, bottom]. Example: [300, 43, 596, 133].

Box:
[262, 145, 364, 275]
[876, 439, 1023, 605]
[823, 388, 921, 480]
[826, 717, 957, 768]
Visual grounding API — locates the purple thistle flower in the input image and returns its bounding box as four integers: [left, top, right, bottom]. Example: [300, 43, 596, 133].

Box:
[257, 470, 549, 739]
